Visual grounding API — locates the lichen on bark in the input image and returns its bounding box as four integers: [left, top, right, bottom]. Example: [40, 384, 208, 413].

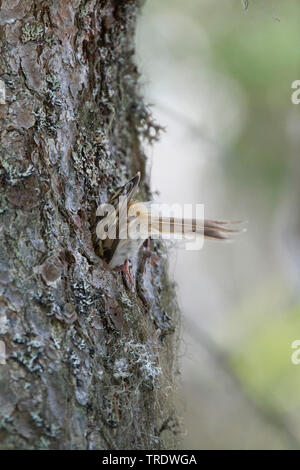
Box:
[0, 0, 179, 450]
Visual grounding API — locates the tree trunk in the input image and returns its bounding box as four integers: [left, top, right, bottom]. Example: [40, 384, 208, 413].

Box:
[0, 0, 178, 450]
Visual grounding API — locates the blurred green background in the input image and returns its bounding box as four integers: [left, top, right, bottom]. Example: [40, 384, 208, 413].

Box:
[137, 0, 300, 449]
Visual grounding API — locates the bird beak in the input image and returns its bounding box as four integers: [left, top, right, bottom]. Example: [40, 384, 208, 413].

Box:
[124, 171, 141, 201]
[110, 172, 141, 214]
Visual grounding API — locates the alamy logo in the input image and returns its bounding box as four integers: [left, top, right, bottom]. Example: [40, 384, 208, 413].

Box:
[0, 341, 6, 365]
[96, 199, 205, 251]
[291, 340, 300, 365]
[291, 80, 300, 104]
[0, 79, 5, 105]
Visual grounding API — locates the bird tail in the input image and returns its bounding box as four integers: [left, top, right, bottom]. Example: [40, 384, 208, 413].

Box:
[148, 217, 243, 240]
[128, 202, 245, 241]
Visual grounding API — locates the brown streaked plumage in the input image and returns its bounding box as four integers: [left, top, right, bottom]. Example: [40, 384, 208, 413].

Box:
[95, 173, 244, 285]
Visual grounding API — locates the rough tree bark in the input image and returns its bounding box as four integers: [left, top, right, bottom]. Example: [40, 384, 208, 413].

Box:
[0, 0, 179, 450]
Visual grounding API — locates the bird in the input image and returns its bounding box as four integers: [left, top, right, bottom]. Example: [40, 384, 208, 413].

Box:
[95, 172, 243, 287]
